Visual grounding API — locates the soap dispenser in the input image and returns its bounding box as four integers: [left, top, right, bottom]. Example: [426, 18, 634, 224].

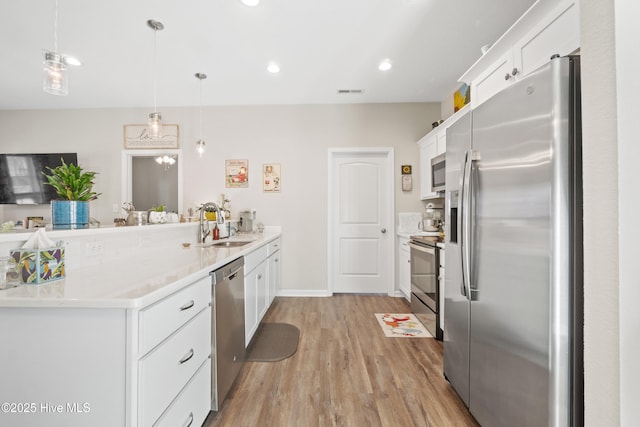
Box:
[212, 223, 220, 240]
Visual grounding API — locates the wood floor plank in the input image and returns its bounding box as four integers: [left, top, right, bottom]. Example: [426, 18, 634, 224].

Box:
[204, 295, 479, 427]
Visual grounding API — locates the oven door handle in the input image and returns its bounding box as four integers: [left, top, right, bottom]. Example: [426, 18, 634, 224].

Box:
[408, 242, 436, 255]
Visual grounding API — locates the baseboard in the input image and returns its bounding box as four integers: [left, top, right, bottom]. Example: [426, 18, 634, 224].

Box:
[276, 289, 333, 297]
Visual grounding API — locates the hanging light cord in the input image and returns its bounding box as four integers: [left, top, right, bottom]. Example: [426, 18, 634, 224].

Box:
[53, 0, 59, 53]
[199, 78, 203, 138]
[153, 28, 158, 113]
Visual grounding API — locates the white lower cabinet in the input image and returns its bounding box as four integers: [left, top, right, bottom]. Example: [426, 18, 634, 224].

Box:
[138, 306, 211, 427]
[244, 238, 281, 346]
[153, 358, 211, 427]
[398, 236, 411, 301]
[244, 245, 268, 346]
[267, 238, 282, 306]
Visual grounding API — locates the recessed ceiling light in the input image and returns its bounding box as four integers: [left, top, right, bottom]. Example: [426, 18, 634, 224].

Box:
[267, 62, 280, 73]
[241, 0, 260, 6]
[378, 59, 392, 71]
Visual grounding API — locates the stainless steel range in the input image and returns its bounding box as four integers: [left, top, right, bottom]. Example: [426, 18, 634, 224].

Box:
[409, 234, 443, 340]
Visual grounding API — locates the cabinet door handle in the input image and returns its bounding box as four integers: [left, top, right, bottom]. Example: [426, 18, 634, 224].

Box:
[511, 67, 519, 76]
[179, 348, 194, 364]
[258, 274, 263, 280]
[179, 300, 195, 311]
[504, 73, 511, 81]
[183, 412, 194, 427]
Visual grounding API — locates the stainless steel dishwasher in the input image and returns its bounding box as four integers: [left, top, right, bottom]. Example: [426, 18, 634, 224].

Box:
[211, 256, 245, 411]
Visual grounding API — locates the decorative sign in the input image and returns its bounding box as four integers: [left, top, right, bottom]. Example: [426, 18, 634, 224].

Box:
[401, 164, 412, 191]
[263, 163, 281, 193]
[225, 159, 249, 188]
[123, 125, 180, 149]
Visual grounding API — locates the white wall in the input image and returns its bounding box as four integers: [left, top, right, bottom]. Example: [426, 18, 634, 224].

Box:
[581, 0, 620, 425]
[0, 103, 439, 293]
[614, 0, 640, 425]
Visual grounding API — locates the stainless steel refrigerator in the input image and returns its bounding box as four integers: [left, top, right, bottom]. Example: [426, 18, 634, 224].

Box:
[443, 56, 583, 427]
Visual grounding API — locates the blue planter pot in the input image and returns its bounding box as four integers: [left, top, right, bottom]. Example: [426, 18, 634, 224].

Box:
[51, 200, 90, 229]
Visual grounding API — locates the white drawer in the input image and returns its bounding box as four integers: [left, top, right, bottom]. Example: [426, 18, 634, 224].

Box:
[267, 238, 282, 255]
[154, 358, 211, 427]
[139, 276, 210, 355]
[244, 245, 268, 273]
[139, 307, 211, 427]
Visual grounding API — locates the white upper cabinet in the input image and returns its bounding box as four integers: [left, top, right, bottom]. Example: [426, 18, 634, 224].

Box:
[418, 108, 466, 200]
[418, 132, 439, 200]
[460, 0, 580, 107]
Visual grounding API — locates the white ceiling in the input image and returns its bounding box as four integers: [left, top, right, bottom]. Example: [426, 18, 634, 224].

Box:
[0, 0, 536, 110]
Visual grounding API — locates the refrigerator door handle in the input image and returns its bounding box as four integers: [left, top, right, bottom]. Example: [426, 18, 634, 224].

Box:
[466, 150, 479, 300]
[460, 150, 473, 299]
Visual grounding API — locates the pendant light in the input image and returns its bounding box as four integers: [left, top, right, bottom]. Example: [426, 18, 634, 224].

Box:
[194, 73, 207, 158]
[43, 0, 82, 96]
[147, 19, 164, 139]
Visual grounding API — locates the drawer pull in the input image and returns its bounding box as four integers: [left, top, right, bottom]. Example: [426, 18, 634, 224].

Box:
[179, 349, 195, 364]
[180, 300, 195, 311]
[258, 274, 263, 280]
[183, 412, 194, 427]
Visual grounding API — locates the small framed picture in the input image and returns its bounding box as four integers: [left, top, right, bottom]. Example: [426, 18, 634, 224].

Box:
[263, 163, 281, 193]
[225, 159, 249, 188]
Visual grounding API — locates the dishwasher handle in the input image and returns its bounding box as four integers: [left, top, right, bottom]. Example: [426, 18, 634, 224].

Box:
[211, 256, 245, 285]
[227, 267, 242, 281]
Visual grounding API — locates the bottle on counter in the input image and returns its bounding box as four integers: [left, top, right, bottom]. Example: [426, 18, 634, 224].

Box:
[212, 224, 220, 240]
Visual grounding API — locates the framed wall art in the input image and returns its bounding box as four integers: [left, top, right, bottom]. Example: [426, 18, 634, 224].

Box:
[123, 124, 180, 149]
[263, 163, 281, 193]
[225, 159, 249, 188]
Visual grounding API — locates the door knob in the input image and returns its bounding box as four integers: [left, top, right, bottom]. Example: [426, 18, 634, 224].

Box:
[381, 228, 387, 234]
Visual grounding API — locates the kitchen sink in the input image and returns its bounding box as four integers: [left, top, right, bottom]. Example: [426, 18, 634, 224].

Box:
[204, 240, 252, 248]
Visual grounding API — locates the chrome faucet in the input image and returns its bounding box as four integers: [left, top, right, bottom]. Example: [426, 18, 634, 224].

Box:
[198, 202, 225, 243]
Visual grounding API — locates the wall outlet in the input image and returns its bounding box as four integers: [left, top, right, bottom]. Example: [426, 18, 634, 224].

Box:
[85, 241, 104, 256]
[112, 203, 120, 213]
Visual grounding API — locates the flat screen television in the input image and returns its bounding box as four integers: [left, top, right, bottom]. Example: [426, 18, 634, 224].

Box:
[0, 153, 78, 205]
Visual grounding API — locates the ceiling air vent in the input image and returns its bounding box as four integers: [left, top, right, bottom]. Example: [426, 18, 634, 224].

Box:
[337, 89, 364, 94]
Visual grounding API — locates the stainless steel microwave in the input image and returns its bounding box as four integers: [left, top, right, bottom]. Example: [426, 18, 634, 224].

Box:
[430, 152, 446, 193]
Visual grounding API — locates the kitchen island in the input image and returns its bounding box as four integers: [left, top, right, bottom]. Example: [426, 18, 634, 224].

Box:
[0, 223, 281, 427]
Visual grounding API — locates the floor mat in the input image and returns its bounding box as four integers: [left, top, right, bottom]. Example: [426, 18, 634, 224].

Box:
[374, 313, 431, 337]
[246, 322, 300, 362]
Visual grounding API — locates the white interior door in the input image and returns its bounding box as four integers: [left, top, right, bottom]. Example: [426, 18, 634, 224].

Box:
[328, 149, 394, 294]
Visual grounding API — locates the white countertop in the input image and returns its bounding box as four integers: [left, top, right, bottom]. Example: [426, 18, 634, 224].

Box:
[0, 230, 281, 309]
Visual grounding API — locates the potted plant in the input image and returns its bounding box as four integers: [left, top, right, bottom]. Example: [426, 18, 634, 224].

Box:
[43, 158, 100, 229]
[148, 204, 167, 224]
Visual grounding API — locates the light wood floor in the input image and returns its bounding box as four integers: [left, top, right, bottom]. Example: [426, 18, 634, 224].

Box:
[204, 295, 479, 427]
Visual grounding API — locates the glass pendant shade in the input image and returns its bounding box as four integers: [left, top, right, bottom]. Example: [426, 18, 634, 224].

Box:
[196, 139, 205, 158]
[148, 112, 162, 139]
[43, 52, 68, 96]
